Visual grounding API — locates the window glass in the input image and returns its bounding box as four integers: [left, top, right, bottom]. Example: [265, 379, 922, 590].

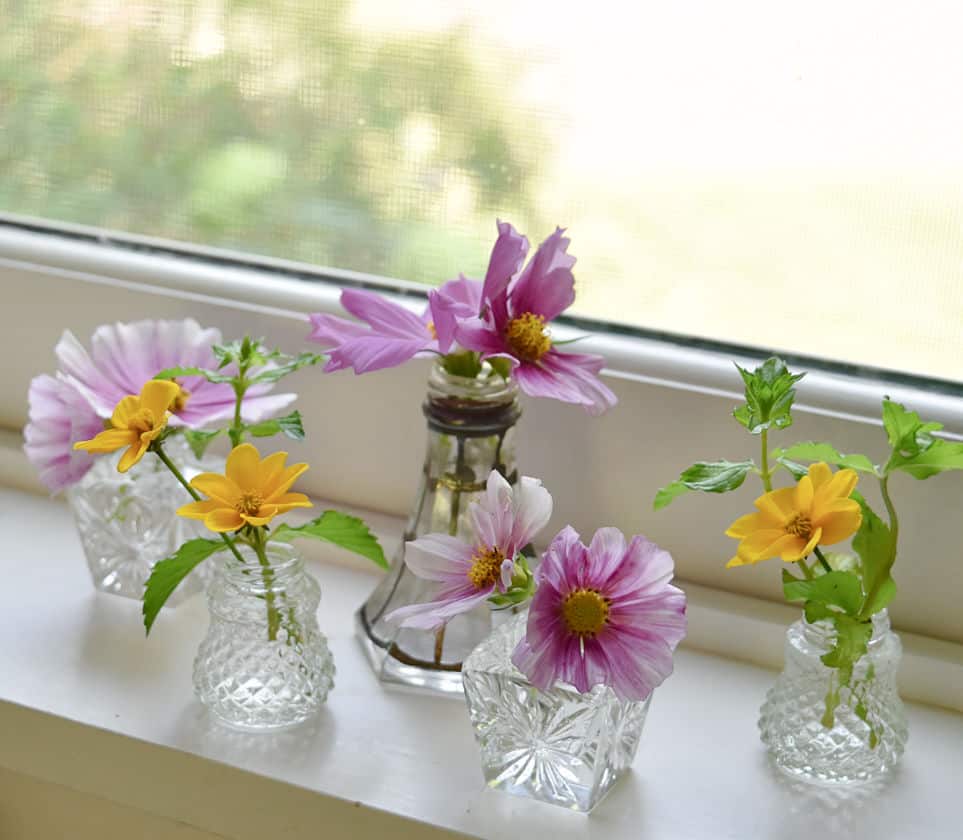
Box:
[2, 1, 961, 382]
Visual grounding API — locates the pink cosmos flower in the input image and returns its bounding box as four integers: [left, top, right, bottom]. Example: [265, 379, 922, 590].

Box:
[456, 222, 618, 415]
[306, 275, 482, 374]
[386, 471, 553, 630]
[55, 319, 295, 428]
[23, 374, 105, 494]
[511, 526, 687, 701]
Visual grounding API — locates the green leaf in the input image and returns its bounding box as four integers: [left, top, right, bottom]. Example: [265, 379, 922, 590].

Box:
[775, 457, 809, 479]
[653, 480, 690, 510]
[441, 350, 483, 379]
[775, 442, 877, 474]
[154, 365, 235, 384]
[881, 399, 940, 456]
[487, 356, 513, 381]
[888, 440, 963, 479]
[143, 538, 222, 634]
[821, 614, 873, 674]
[732, 357, 805, 435]
[248, 352, 323, 385]
[183, 429, 222, 459]
[782, 569, 864, 616]
[271, 511, 387, 570]
[851, 495, 897, 618]
[246, 410, 305, 441]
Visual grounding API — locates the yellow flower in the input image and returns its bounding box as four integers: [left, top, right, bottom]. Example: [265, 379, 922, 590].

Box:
[177, 443, 312, 533]
[74, 379, 180, 473]
[725, 462, 862, 568]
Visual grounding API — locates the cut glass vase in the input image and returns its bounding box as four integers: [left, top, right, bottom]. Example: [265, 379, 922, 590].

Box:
[462, 613, 652, 812]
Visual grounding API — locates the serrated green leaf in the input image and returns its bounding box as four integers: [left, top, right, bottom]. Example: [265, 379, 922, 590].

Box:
[677, 460, 756, 493]
[776, 456, 809, 479]
[821, 614, 873, 673]
[183, 429, 222, 459]
[270, 511, 387, 570]
[143, 538, 222, 634]
[248, 352, 322, 385]
[246, 410, 305, 441]
[888, 439, 963, 479]
[154, 365, 235, 384]
[775, 442, 877, 474]
[732, 357, 805, 435]
[851, 495, 896, 620]
[782, 569, 864, 616]
[653, 480, 690, 510]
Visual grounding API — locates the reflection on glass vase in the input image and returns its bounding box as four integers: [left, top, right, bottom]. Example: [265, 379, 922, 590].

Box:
[462, 613, 652, 812]
[759, 609, 908, 784]
[356, 361, 521, 694]
[193, 541, 335, 730]
[66, 436, 223, 604]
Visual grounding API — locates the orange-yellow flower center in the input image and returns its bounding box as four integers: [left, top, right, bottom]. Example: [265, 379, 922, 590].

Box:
[171, 384, 191, 414]
[505, 312, 551, 362]
[427, 321, 438, 339]
[562, 588, 610, 637]
[235, 491, 263, 516]
[786, 514, 813, 539]
[127, 408, 157, 435]
[467, 546, 505, 589]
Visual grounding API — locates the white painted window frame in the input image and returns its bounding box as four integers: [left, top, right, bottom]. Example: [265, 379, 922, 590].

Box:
[2, 217, 961, 710]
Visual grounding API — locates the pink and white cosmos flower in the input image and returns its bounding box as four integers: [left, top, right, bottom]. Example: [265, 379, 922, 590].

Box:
[511, 526, 687, 702]
[386, 471, 553, 630]
[54, 319, 296, 428]
[455, 221, 617, 416]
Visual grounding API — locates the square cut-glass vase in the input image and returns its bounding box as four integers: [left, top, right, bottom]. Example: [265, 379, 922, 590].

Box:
[462, 613, 652, 812]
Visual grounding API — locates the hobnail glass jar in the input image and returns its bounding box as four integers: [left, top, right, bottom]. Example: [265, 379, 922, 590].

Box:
[356, 361, 521, 694]
[462, 613, 652, 812]
[67, 436, 222, 604]
[193, 541, 335, 730]
[759, 609, 908, 784]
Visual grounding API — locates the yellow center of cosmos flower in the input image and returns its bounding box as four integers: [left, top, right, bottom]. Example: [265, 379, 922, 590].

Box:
[235, 491, 263, 516]
[505, 312, 551, 362]
[467, 546, 505, 589]
[785, 514, 813, 539]
[562, 588, 610, 637]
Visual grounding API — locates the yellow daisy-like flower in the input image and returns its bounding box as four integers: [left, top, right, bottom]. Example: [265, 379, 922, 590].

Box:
[74, 379, 180, 473]
[725, 462, 862, 568]
[177, 443, 312, 533]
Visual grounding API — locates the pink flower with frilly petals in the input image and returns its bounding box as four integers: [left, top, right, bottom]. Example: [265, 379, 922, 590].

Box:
[307, 275, 482, 374]
[455, 221, 618, 415]
[386, 471, 553, 630]
[512, 526, 687, 701]
[55, 319, 296, 428]
[24, 374, 104, 493]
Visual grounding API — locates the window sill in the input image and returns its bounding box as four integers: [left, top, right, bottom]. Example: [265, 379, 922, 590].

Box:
[1, 485, 961, 839]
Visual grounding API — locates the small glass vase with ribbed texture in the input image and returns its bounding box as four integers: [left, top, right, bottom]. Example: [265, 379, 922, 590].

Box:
[462, 613, 652, 812]
[356, 360, 521, 694]
[759, 609, 908, 784]
[67, 436, 222, 604]
[193, 541, 335, 730]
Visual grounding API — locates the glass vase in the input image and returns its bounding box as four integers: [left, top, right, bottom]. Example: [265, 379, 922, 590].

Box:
[462, 613, 652, 812]
[193, 541, 335, 730]
[356, 360, 521, 694]
[759, 609, 908, 784]
[67, 436, 222, 604]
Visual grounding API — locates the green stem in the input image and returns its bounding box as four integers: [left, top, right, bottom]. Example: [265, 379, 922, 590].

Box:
[858, 474, 900, 621]
[760, 429, 773, 492]
[229, 380, 247, 447]
[152, 442, 246, 566]
[813, 546, 833, 574]
[251, 528, 282, 642]
[798, 559, 815, 580]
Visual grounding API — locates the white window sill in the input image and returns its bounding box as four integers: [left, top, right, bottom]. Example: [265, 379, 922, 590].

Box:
[1, 485, 961, 839]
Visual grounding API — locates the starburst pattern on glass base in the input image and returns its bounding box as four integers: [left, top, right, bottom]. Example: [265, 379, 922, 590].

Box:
[462, 614, 651, 812]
